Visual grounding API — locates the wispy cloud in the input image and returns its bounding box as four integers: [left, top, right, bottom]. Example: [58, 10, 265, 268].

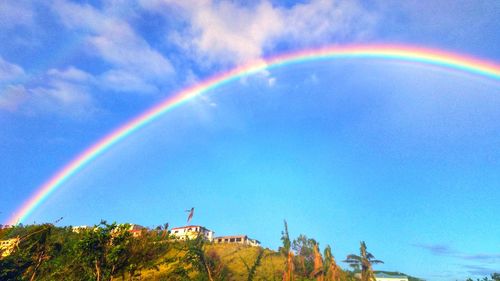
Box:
[414, 243, 500, 262]
[28, 78, 95, 118]
[0, 56, 25, 82]
[0, 1, 34, 29]
[0, 57, 27, 112]
[462, 253, 500, 263]
[281, 0, 376, 45]
[413, 243, 458, 255]
[52, 0, 174, 94]
[47, 67, 94, 83]
[414, 243, 500, 276]
[462, 264, 498, 276]
[1, 66, 96, 118]
[0, 85, 28, 112]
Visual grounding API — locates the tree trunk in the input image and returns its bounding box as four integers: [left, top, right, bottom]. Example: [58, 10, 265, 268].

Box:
[30, 251, 45, 281]
[95, 260, 101, 281]
[204, 259, 214, 281]
[111, 265, 115, 281]
[283, 251, 294, 281]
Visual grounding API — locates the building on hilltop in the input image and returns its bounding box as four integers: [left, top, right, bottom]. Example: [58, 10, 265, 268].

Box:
[213, 235, 260, 247]
[71, 225, 90, 233]
[127, 224, 146, 237]
[0, 237, 19, 258]
[374, 273, 409, 281]
[72, 224, 145, 237]
[171, 225, 214, 241]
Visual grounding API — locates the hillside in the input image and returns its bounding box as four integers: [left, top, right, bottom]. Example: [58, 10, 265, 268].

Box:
[0, 222, 450, 281]
[134, 243, 285, 280]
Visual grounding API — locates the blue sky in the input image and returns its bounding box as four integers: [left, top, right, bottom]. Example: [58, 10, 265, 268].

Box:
[1, 1, 499, 279]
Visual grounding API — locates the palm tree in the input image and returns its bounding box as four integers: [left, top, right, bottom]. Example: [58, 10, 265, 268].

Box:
[343, 241, 383, 281]
[323, 245, 341, 281]
[281, 220, 294, 281]
[311, 242, 324, 281]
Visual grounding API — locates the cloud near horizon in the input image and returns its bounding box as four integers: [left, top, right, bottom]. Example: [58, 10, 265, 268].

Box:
[414, 243, 500, 276]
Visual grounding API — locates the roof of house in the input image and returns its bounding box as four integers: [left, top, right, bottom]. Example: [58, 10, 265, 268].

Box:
[171, 225, 211, 230]
[214, 235, 260, 243]
[375, 273, 408, 279]
[128, 224, 145, 230]
[214, 235, 248, 239]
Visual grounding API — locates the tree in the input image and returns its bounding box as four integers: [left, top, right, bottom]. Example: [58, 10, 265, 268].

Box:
[240, 247, 264, 281]
[180, 235, 229, 281]
[128, 228, 169, 280]
[74, 221, 133, 281]
[280, 220, 294, 281]
[311, 242, 324, 281]
[292, 234, 317, 278]
[343, 241, 383, 281]
[0, 224, 63, 281]
[323, 245, 341, 281]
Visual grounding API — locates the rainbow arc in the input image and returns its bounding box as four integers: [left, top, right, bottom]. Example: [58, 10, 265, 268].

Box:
[6, 44, 500, 225]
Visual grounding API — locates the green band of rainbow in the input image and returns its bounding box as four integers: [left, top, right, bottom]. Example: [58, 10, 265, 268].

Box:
[6, 44, 500, 225]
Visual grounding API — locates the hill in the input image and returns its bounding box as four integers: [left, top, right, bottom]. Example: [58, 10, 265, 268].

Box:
[134, 243, 284, 280]
[0, 221, 433, 281]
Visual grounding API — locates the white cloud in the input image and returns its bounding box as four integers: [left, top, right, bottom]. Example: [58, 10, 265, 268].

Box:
[29, 79, 94, 117]
[0, 66, 96, 117]
[0, 1, 34, 29]
[283, 0, 376, 44]
[0, 57, 27, 112]
[0, 56, 25, 82]
[0, 85, 27, 112]
[200, 95, 217, 107]
[31, 67, 95, 117]
[142, 0, 376, 66]
[179, 1, 282, 65]
[157, 0, 284, 65]
[47, 67, 94, 83]
[53, 0, 174, 93]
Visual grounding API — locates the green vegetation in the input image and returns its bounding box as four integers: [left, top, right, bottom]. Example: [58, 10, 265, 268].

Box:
[1, 220, 494, 281]
[343, 241, 383, 281]
[464, 273, 500, 281]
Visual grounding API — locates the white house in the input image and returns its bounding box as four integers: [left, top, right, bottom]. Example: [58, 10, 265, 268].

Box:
[375, 273, 409, 281]
[171, 225, 214, 241]
[0, 237, 19, 258]
[71, 225, 90, 233]
[127, 224, 146, 237]
[213, 235, 261, 247]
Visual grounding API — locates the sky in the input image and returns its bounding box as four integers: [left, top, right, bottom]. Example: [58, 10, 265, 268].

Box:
[1, 0, 499, 279]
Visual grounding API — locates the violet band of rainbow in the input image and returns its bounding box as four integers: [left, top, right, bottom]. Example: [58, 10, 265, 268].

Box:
[7, 44, 500, 225]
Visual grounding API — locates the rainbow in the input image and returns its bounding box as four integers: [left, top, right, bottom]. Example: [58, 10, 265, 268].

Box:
[6, 44, 500, 225]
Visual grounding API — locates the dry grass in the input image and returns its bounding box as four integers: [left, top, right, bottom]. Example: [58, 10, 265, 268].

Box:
[125, 243, 284, 281]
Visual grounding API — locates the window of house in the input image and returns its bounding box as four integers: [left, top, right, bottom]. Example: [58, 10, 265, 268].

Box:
[236, 238, 241, 242]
